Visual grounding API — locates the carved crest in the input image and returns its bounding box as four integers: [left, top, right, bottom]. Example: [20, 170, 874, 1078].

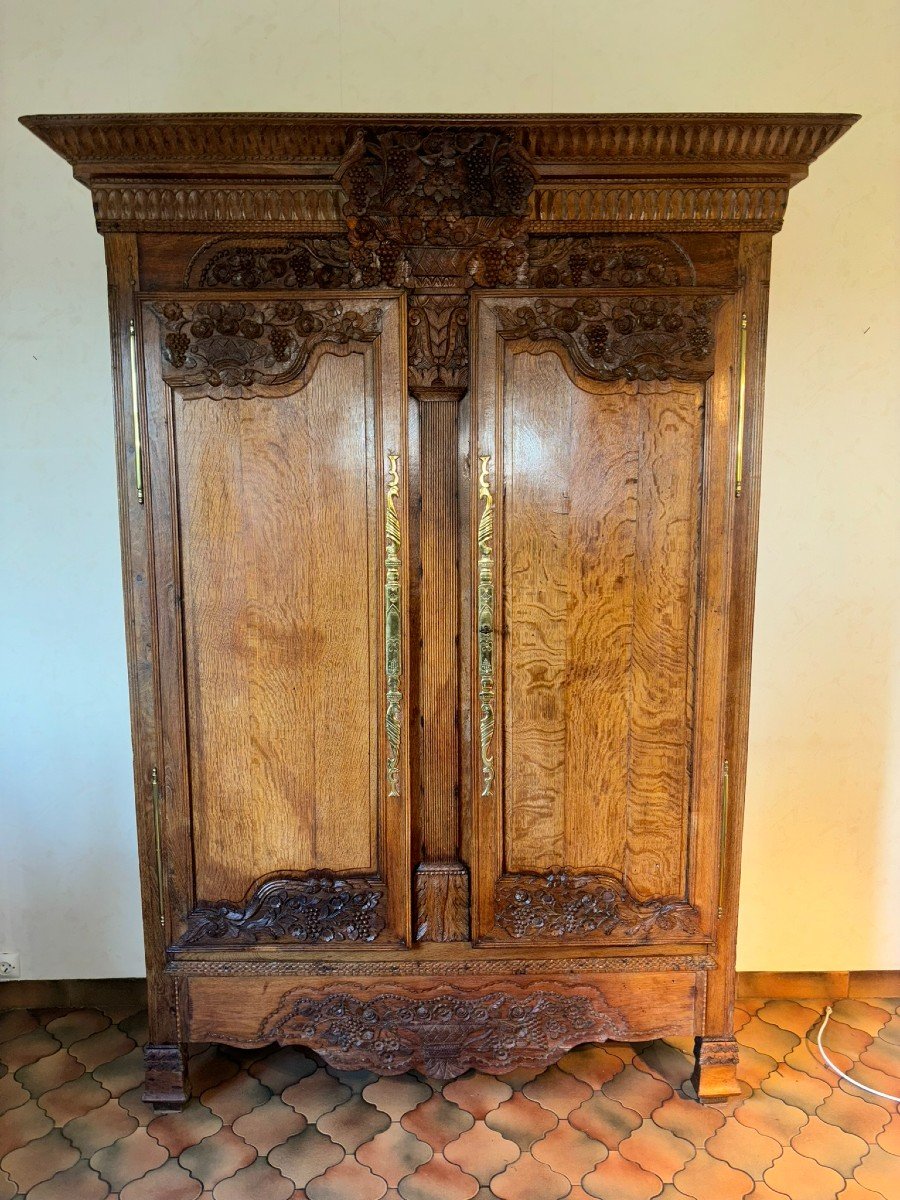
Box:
[175, 875, 386, 947]
[495, 872, 701, 940]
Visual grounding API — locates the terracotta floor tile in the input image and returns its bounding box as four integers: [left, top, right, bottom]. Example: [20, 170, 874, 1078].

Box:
[69, 1026, 136, 1072]
[117, 1085, 157, 1128]
[0, 1098, 53, 1160]
[673, 1146, 754, 1199]
[37, 1073, 109, 1126]
[735, 1044, 779, 1091]
[734, 1092, 808, 1145]
[743, 1184, 795, 1200]
[119, 1158, 203, 1200]
[785, 1036, 855, 1086]
[2, 1126, 80, 1193]
[832, 999, 893, 1037]
[178, 1127, 257, 1191]
[558, 1044, 625, 1089]
[333, 1066, 381, 1095]
[442, 1120, 516, 1184]
[64, 1096, 138, 1157]
[790, 1109, 869, 1175]
[283, 1069, 351, 1123]
[396, 1153, 479, 1200]
[618, 1118, 693, 1183]
[859, 1036, 900, 1079]
[522, 1064, 592, 1118]
[820, 1017, 874, 1063]
[601, 1064, 673, 1118]
[760, 1061, 832, 1115]
[496, 1066, 545, 1090]
[876, 1111, 900, 1155]
[839, 1179, 899, 1200]
[92, 1046, 146, 1098]
[247, 1046, 317, 1094]
[755, 999, 821, 1039]
[853, 1143, 900, 1196]
[879, 1015, 900, 1046]
[118, 1010, 149, 1043]
[200, 1070, 271, 1125]
[0, 1072, 29, 1116]
[317, 1092, 389, 1152]
[24, 1159, 111, 1200]
[0, 1168, 14, 1200]
[212, 1157, 295, 1200]
[582, 1148, 665, 1200]
[651, 1092, 724, 1146]
[267, 1126, 344, 1188]
[738, 1015, 800, 1063]
[44, 1010, 110, 1049]
[839, 1065, 900, 1113]
[362, 1076, 432, 1121]
[532, 1119, 609, 1181]
[401, 1092, 474, 1151]
[632, 1040, 693, 1088]
[485, 1091, 557, 1150]
[230, 1094, 306, 1154]
[816, 1087, 891, 1143]
[187, 1048, 241, 1098]
[705, 1117, 781, 1179]
[569, 1089, 643, 1149]
[0, 1030, 60, 1074]
[357, 1122, 434, 1187]
[15, 1049, 84, 1101]
[441, 1075, 512, 1120]
[148, 1101, 223, 1156]
[489, 1155, 570, 1200]
[763, 1143, 846, 1199]
[305, 1156, 388, 1200]
[89, 1125, 168, 1191]
[0, 1013, 39, 1046]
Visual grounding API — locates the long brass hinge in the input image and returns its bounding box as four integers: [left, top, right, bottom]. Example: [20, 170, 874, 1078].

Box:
[717, 760, 730, 920]
[735, 312, 748, 498]
[128, 318, 144, 504]
[150, 767, 165, 927]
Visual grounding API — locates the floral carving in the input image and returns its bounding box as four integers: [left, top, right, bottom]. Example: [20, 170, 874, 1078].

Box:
[528, 235, 696, 288]
[495, 296, 719, 382]
[495, 872, 701, 940]
[196, 237, 352, 289]
[150, 299, 382, 394]
[407, 294, 470, 393]
[257, 983, 625, 1078]
[175, 875, 386, 947]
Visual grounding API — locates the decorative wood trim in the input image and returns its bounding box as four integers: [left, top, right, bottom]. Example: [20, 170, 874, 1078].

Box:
[253, 980, 627, 1078]
[408, 293, 470, 395]
[172, 875, 387, 948]
[531, 182, 791, 229]
[495, 872, 701, 941]
[94, 182, 344, 232]
[189, 236, 352, 289]
[166, 954, 715, 976]
[494, 295, 720, 382]
[527, 234, 697, 288]
[414, 863, 470, 943]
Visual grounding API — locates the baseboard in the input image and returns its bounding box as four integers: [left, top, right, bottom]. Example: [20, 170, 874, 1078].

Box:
[1, 971, 897, 1012]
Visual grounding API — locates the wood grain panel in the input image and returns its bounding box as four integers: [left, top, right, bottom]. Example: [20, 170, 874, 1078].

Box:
[175, 352, 376, 900]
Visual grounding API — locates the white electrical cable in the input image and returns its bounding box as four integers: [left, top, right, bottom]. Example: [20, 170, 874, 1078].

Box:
[812, 1005, 900, 1104]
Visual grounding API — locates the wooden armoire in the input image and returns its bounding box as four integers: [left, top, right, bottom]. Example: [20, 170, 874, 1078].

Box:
[23, 113, 856, 1108]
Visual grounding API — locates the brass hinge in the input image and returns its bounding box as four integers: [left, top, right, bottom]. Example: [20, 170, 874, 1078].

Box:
[735, 312, 748, 498]
[128, 318, 144, 504]
[717, 760, 730, 920]
[150, 766, 165, 927]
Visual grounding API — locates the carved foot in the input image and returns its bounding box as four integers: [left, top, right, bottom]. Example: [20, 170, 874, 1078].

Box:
[692, 1036, 741, 1104]
[143, 1044, 188, 1111]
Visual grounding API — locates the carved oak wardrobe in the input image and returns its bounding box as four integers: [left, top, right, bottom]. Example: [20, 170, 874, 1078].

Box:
[22, 113, 857, 1107]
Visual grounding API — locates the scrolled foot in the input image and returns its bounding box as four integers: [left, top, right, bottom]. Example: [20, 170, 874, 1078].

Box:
[143, 1043, 188, 1111]
[692, 1035, 741, 1104]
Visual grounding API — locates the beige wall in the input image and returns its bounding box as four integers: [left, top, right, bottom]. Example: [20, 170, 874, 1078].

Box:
[1, 0, 897, 977]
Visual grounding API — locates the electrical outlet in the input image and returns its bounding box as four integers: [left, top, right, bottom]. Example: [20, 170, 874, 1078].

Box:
[0, 952, 20, 979]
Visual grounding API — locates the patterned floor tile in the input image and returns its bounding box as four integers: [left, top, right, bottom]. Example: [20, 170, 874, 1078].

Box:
[37, 1072, 110, 1126]
[177, 1127, 257, 1191]
[15, 1048, 83, 1098]
[356, 1122, 433, 1187]
[200, 1071, 271, 1125]
[316, 1091, 389, 1152]
[247, 1045, 316, 1094]
[521, 1064, 592, 1118]
[582, 1148, 666, 1200]
[489, 1154, 570, 1200]
[852, 1143, 900, 1195]
[230, 1093, 306, 1154]
[306, 1156, 388, 1199]
[0, 1098, 53, 1160]
[1, 1126, 80, 1193]
[210, 1156, 295, 1199]
[147, 1101, 223, 1156]
[89, 1125, 169, 1192]
[532, 1119, 609, 1181]
[569, 1088, 643, 1149]
[673, 1146, 754, 1199]
[282, 1068, 351, 1123]
[396, 1153, 479, 1200]
[618, 1117, 694, 1183]
[442, 1120, 516, 1184]
[440, 1073, 513, 1120]
[484, 1091, 557, 1150]
[790, 1109, 869, 1175]
[266, 1126, 344, 1188]
[362, 1077, 432, 1121]
[763, 1142, 846, 1200]
[400, 1092, 474, 1151]
[24, 1159, 111, 1200]
[118, 1157, 203, 1200]
[705, 1115, 782, 1179]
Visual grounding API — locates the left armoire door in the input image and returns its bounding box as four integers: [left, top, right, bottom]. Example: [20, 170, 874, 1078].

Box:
[136, 294, 412, 951]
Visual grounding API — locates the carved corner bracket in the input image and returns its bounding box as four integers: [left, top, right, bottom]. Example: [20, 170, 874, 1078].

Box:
[172, 874, 386, 949]
[495, 871, 701, 941]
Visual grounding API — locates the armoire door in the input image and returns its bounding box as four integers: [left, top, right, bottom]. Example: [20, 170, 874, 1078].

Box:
[470, 292, 736, 948]
[138, 294, 412, 949]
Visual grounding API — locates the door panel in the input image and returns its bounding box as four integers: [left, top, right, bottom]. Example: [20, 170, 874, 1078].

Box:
[471, 293, 730, 947]
[142, 295, 410, 947]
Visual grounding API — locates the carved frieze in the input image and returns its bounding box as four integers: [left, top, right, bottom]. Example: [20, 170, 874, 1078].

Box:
[149, 298, 382, 394]
[167, 953, 716, 976]
[494, 295, 719, 382]
[194, 237, 352, 289]
[527, 235, 696, 288]
[174, 875, 386, 947]
[495, 872, 701, 940]
[256, 982, 625, 1078]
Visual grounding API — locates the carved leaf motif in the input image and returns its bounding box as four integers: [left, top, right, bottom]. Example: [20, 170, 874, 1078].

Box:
[258, 985, 624, 1079]
[495, 872, 701, 940]
[150, 299, 382, 394]
[407, 294, 470, 391]
[495, 296, 719, 382]
[527, 235, 696, 288]
[176, 875, 386, 947]
[196, 237, 352, 289]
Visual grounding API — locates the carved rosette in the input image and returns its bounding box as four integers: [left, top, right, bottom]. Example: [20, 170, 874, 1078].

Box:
[150, 299, 382, 395]
[257, 982, 626, 1079]
[495, 872, 701, 941]
[175, 875, 386, 948]
[495, 296, 720, 382]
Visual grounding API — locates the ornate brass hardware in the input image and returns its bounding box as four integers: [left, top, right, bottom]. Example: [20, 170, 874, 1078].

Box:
[477, 455, 495, 797]
[735, 312, 748, 498]
[717, 760, 730, 920]
[150, 766, 165, 927]
[384, 453, 402, 798]
[128, 318, 144, 504]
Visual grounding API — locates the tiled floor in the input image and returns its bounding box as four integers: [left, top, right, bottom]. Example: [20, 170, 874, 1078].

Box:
[0, 997, 898, 1199]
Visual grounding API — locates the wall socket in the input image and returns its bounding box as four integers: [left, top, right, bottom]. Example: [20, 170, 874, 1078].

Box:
[0, 952, 20, 979]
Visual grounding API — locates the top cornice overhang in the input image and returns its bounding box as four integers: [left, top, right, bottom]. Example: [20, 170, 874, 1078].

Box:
[20, 112, 859, 234]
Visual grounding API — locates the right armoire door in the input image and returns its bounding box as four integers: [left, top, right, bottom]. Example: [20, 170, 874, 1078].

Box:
[469, 290, 740, 950]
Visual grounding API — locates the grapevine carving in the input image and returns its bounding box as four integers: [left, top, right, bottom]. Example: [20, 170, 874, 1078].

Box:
[527, 235, 696, 288]
[196, 237, 352, 289]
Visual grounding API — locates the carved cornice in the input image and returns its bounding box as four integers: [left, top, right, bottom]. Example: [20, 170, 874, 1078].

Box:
[495, 872, 701, 941]
[166, 953, 717, 975]
[93, 182, 343, 232]
[174, 875, 386, 948]
[531, 181, 790, 230]
[494, 295, 720, 383]
[149, 298, 382, 396]
[253, 981, 626, 1078]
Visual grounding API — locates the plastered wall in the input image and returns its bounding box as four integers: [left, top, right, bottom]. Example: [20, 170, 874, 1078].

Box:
[1, 0, 898, 977]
